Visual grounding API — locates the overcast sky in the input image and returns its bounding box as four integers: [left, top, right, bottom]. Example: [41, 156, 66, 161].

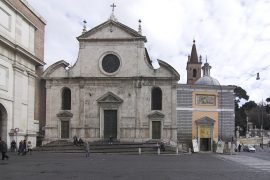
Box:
[27, 0, 270, 104]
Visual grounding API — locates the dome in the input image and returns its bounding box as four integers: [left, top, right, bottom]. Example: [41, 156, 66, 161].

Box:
[195, 76, 220, 86]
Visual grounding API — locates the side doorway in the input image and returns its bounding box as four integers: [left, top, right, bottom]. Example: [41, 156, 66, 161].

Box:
[61, 121, 69, 139]
[152, 121, 161, 139]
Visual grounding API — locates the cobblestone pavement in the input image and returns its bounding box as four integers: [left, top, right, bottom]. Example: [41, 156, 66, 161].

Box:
[0, 152, 269, 180]
[217, 151, 270, 173]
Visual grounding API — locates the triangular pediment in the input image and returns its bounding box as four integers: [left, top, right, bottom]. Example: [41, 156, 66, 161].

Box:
[77, 20, 147, 42]
[195, 116, 215, 125]
[148, 111, 165, 119]
[97, 92, 123, 103]
[57, 111, 73, 118]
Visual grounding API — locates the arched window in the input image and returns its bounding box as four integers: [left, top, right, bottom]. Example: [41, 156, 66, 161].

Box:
[62, 88, 71, 110]
[193, 69, 197, 78]
[151, 87, 162, 110]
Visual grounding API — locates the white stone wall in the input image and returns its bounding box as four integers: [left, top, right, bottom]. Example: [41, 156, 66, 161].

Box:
[44, 79, 177, 142]
[0, 1, 35, 54]
[0, 2, 38, 148]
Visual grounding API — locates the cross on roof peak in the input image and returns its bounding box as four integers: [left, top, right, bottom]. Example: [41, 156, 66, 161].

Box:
[111, 3, 116, 13]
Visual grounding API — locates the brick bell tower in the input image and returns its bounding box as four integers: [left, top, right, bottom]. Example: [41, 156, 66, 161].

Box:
[186, 40, 202, 84]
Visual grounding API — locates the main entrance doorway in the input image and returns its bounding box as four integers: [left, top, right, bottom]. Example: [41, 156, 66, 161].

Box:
[200, 138, 211, 151]
[104, 110, 117, 139]
[61, 121, 69, 139]
[152, 121, 161, 139]
[199, 125, 212, 151]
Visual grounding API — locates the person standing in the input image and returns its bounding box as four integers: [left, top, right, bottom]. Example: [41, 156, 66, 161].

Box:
[18, 140, 23, 155]
[0, 137, 9, 160]
[85, 142, 90, 157]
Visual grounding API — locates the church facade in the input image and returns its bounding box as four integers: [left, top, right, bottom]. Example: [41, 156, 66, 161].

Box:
[42, 12, 235, 151]
[42, 14, 179, 144]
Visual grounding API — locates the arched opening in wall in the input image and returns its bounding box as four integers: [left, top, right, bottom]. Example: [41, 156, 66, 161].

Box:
[0, 103, 7, 140]
[193, 69, 197, 78]
[61, 87, 71, 110]
[151, 87, 162, 110]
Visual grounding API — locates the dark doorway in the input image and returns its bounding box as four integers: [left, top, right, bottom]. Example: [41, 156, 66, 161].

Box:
[0, 109, 2, 138]
[0, 103, 7, 139]
[104, 110, 117, 139]
[200, 138, 211, 151]
[61, 121, 69, 139]
[152, 121, 161, 139]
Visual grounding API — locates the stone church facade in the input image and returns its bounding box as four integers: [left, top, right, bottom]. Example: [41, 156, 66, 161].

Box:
[42, 15, 179, 144]
[42, 12, 235, 151]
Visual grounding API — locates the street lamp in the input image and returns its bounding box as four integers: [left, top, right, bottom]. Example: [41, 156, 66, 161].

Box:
[256, 73, 264, 147]
[245, 110, 249, 138]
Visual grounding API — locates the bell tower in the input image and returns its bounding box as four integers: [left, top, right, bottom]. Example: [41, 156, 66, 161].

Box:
[186, 40, 202, 84]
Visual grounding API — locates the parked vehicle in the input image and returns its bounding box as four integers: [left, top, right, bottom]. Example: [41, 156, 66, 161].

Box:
[243, 145, 256, 152]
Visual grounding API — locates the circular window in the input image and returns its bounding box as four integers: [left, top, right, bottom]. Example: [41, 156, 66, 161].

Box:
[102, 54, 120, 73]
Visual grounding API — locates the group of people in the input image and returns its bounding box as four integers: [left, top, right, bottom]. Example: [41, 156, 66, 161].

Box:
[1, 138, 33, 159]
[73, 135, 84, 146]
[73, 136, 91, 157]
[17, 140, 32, 155]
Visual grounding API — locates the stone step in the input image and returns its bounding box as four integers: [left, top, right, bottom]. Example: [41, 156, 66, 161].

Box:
[35, 140, 178, 154]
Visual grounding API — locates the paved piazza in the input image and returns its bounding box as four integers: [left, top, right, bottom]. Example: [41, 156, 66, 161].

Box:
[0, 152, 270, 180]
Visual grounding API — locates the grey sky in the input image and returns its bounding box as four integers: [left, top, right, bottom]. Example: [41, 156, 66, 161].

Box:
[27, 0, 270, 104]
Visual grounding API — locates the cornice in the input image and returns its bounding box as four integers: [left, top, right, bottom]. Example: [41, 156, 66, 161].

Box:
[0, 34, 45, 66]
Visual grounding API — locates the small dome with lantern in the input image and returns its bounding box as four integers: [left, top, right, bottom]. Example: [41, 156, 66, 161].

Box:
[195, 58, 220, 86]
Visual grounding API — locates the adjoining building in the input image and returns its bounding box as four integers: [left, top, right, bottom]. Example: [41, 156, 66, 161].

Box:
[0, 0, 46, 147]
[177, 41, 235, 151]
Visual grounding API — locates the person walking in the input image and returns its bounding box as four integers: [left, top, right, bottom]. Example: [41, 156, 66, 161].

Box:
[18, 140, 23, 155]
[27, 141, 32, 155]
[22, 140, 27, 155]
[11, 140, 16, 152]
[238, 143, 242, 152]
[0, 137, 9, 160]
[85, 142, 90, 157]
